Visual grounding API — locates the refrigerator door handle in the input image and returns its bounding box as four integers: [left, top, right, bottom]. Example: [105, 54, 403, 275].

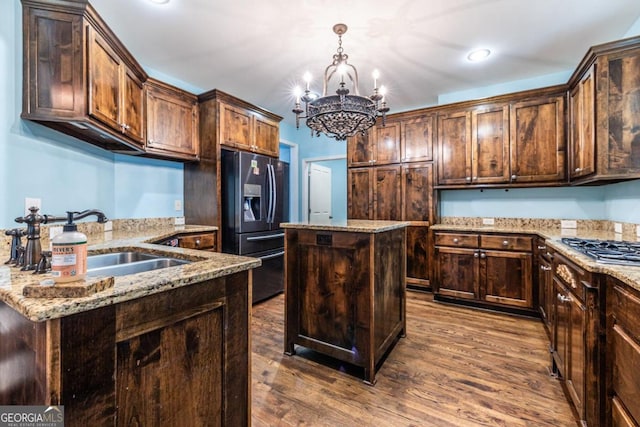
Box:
[271, 163, 277, 225]
[266, 164, 274, 224]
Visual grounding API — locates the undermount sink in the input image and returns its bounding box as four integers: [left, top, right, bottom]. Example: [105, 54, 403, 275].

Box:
[86, 251, 191, 277]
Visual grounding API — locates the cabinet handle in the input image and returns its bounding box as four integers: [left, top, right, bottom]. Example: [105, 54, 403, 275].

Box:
[546, 252, 554, 259]
[453, 238, 459, 244]
[480, 252, 486, 259]
[511, 174, 517, 181]
[465, 176, 472, 182]
[537, 245, 546, 250]
[557, 293, 572, 303]
[540, 265, 552, 271]
[502, 240, 509, 246]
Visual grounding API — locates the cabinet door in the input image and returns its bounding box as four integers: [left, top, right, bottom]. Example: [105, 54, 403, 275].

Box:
[88, 27, 121, 131]
[122, 67, 145, 144]
[220, 102, 253, 150]
[569, 67, 595, 180]
[471, 105, 510, 184]
[374, 165, 402, 220]
[401, 162, 434, 223]
[480, 250, 532, 308]
[146, 85, 198, 158]
[437, 111, 472, 185]
[374, 122, 401, 165]
[434, 246, 479, 299]
[401, 114, 434, 162]
[347, 131, 373, 167]
[254, 114, 280, 157]
[538, 256, 553, 332]
[554, 279, 586, 418]
[347, 168, 373, 219]
[406, 225, 430, 288]
[510, 95, 566, 183]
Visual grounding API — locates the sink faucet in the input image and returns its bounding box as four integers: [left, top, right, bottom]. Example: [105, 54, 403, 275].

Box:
[14, 207, 108, 272]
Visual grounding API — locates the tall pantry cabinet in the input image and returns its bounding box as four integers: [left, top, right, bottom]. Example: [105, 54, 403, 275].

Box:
[347, 113, 438, 290]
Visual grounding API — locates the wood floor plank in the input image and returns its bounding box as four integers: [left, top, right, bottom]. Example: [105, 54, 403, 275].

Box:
[251, 292, 577, 426]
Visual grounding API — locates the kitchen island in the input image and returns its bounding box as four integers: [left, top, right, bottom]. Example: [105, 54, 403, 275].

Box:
[281, 219, 407, 385]
[0, 225, 258, 427]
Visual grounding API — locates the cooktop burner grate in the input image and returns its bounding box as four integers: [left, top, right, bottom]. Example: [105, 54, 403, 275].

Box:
[561, 238, 640, 266]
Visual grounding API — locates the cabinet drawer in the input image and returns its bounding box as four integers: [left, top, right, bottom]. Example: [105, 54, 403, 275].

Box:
[481, 235, 532, 251]
[178, 233, 215, 250]
[612, 285, 640, 344]
[612, 324, 640, 424]
[434, 232, 478, 248]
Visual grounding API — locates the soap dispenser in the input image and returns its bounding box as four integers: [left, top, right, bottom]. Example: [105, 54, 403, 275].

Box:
[51, 212, 87, 283]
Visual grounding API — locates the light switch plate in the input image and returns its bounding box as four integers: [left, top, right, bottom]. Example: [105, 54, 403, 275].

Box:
[174, 200, 183, 211]
[103, 220, 113, 232]
[482, 217, 495, 226]
[25, 197, 41, 215]
[614, 222, 623, 234]
[49, 226, 63, 240]
[561, 220, 577, 229]
[174, 216, 185, 226]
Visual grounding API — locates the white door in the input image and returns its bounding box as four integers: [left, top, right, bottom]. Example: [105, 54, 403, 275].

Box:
[308, 163, 332, 223]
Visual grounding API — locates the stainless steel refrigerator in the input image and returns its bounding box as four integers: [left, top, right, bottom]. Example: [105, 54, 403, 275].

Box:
[221, 149, 289, 304]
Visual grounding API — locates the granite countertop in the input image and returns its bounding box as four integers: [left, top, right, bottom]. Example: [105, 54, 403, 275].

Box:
[0, 225, 261, 322]
[431, 224, 640, 293]
[281, 219, 409, 233]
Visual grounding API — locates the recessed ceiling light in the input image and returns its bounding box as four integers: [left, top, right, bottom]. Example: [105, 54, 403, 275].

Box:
[148, 0, 170, 4]
[467, 48, 491, 62]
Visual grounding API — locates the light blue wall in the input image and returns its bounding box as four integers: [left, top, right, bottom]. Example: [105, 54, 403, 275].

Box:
[0, 1, 183, 229]
[280, 122, 348, 221]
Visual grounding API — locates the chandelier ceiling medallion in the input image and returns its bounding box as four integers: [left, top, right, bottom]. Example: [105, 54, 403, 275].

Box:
[292, 23, 389, 141]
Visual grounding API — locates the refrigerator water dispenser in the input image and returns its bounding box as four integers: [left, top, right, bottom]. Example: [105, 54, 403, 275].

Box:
[243, 183, 261, 221]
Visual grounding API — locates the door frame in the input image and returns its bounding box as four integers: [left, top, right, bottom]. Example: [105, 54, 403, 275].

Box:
[301, 155, 346, 222]
[279, 139, 299, 221]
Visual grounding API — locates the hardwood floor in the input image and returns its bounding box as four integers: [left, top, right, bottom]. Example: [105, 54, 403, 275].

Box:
[251, 291, 577, 427]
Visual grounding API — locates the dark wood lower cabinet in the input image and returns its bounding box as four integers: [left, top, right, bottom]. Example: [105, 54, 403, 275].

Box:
[284, 225, 406, 385]
[433, 231, 534, 313]
[405, 225, 431, 290]
[0, 272, 251, 426]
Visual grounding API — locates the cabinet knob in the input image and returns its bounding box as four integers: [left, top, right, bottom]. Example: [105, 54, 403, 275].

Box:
[575, 168, 582, 173]
[453, 238, 459, 244]
[546, 252, 553, 259]
[474, 251, 479, 258]
[557, 293, 572, 303]
[480, 252, 486, 259]
[195, 239, 201, 247]
[465, 177, 472, 182]
[502, 240, 509, 246]
[473, 176, 477, 181]
[511, 174, 517, 181]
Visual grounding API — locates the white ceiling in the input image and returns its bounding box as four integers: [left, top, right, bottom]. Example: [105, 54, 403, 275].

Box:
[90, 0, 640, 125]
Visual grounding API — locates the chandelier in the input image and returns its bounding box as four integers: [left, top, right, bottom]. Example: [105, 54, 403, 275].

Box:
[292, 23, 389, 141]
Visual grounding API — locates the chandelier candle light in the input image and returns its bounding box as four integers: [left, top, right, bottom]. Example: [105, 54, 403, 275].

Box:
[292, 23, 389, 141]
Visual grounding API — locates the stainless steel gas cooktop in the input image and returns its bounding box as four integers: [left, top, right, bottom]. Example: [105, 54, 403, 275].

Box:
[561, 238, 640, 266]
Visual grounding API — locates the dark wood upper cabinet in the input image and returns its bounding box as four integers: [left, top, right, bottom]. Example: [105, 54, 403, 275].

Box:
[21, 0, 201, 162]
[374, 164, 402, 220]
[569, 36, 640, 184]
[510, 94, 566, 184]
[437, 110, 472, 185]
[145, 78, 199, 160]
[347, 121, 401, 167]
[347, 167, 374, 220]
[401, 114, 434, 163]
[472, 104, 510, 184]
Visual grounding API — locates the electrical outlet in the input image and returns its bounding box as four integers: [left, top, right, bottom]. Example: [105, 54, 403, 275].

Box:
[103, 220, 113, 232]
[25, 197, 41, 215]
[614, 222, 623, 234]
[561, 220, 577, 229]
[482, 217, 495, 226]
[174, 200, 183, 211]
[174, 216, 185, 226]
[636, 225, 640, 238]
